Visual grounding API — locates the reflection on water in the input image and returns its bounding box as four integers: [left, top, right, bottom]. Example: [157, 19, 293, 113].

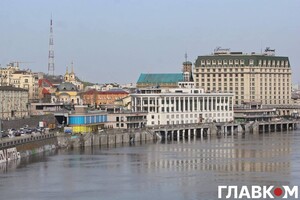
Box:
[0, 132, 299, 200]
[0, 150, 57, 173]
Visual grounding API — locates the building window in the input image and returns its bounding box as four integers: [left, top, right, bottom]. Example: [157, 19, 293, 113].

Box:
[249, 59, 254, 66]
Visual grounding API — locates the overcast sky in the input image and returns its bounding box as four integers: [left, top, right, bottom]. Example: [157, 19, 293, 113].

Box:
[0, 0, 299, 84]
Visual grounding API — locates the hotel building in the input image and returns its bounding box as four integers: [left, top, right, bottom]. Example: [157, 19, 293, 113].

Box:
[193, 48, 292, 110]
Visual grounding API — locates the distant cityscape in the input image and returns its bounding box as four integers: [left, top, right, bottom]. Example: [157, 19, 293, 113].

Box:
[0, 19, 299, 135]
[1, 45, 299, 134]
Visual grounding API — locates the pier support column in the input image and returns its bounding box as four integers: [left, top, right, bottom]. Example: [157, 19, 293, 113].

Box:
[200, 128, 203, 139]
[171, 130, 174, 140]
[177, 130, 180, 141]
[182, 130, 185, 143]
[188, 129, 191, 139]
[165, 131, 168, 140]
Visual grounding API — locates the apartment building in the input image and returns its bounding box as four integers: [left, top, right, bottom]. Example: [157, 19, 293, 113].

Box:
[0, 86, 29, 119]
[0, 62, 40, 101]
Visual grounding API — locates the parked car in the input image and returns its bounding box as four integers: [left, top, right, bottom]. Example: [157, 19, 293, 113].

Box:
[1, 131, 9, 138]
[14, 131, 21, 137]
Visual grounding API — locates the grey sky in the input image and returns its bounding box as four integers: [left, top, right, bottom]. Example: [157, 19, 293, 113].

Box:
[0, 0, 299, 84]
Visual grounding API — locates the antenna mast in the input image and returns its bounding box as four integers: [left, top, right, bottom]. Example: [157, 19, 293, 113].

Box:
[48, 16, 55, 76]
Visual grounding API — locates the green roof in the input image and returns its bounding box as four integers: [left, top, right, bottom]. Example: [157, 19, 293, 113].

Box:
[137, 73, 183, 84]
[195, 54, 290, 67]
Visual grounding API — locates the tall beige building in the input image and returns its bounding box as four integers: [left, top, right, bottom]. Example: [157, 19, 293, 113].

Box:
[194, 48, 291, 110]
[0, 62, 40, 102]
[0, 86, 29, 119]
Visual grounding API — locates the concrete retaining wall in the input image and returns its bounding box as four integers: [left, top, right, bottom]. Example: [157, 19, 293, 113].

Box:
[16, 137, 57, 157]
[57, 130, 157, 149]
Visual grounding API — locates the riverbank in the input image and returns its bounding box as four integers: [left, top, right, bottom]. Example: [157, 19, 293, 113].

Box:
[1, 120, 299, 162]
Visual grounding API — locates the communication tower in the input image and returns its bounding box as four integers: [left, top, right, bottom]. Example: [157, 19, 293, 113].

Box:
[48, 16, 55, 75]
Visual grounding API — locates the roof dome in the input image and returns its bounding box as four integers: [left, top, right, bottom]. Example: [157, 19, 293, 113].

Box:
[183, 61, 192, 65]
[57, 82, 77, 91]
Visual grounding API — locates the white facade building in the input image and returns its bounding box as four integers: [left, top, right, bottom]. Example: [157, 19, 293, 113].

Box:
[131, 86, 234, 126]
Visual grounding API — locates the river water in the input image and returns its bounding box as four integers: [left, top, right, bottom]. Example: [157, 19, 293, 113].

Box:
[1, 131, 300, 200]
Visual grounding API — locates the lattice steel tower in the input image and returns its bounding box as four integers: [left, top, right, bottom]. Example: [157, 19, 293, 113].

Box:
[48, 17, 55, 76]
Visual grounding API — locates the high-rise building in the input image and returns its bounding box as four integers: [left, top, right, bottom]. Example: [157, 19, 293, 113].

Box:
[193, 48, 292, 109]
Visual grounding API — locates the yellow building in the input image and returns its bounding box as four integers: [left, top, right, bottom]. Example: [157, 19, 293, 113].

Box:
[53, 82, 82, 105]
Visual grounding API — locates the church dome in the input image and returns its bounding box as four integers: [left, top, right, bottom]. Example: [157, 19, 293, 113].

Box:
[57, 82, 77, 91]
[183, 61, 192, 65]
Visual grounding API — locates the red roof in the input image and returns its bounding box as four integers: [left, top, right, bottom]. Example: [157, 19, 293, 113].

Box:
[38, 78, 54, 87]
[99, 90, 129, 95]
[42, 88, 50, 94]
[83, 89, 129, 95]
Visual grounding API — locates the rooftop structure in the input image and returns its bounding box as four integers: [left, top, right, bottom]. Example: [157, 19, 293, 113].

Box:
[137, 73, 184, 88]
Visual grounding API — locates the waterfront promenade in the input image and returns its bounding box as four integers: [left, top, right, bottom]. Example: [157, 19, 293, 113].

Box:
[1, 120, 298, 151]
